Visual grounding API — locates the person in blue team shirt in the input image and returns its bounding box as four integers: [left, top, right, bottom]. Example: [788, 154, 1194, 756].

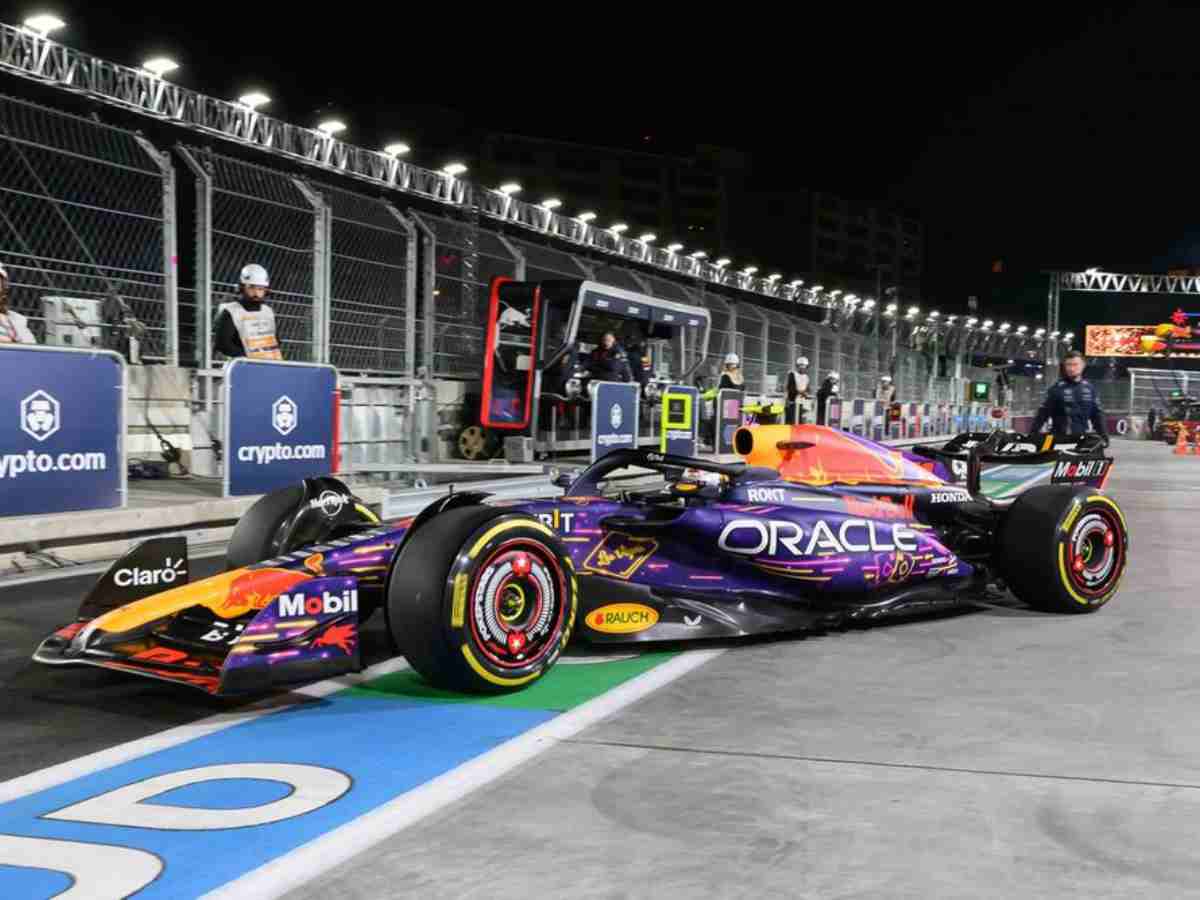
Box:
[1029, 350, 1109, 443]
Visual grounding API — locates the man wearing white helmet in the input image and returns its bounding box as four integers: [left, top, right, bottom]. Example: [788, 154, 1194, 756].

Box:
[0, 264, 37, 345]
[816, 370, 840, 426]
[718, 352, 743, 390]
[875, 373, 895, 403]
[786, 355, 810, 423]
[213, 263, 282, 360]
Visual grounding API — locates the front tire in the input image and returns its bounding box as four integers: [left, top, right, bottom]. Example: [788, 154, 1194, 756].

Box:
[998, 485, 1128, 613]
[386, 506, 577, 693]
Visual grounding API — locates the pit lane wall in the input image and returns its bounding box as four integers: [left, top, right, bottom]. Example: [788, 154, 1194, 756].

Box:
[0, 355, 1023, 522]
[0, 345, 126, 517]
[0, 357, 341, 519]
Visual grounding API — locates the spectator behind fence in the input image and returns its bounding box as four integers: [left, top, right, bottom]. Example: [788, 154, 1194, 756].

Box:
[213, 263, 282, 360]
[0, 264, 36, 345]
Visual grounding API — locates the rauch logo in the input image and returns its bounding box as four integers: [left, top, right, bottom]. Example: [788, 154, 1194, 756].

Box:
[587, 603, 659, 634]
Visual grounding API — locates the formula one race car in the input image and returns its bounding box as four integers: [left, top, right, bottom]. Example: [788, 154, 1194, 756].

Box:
[34, 424, 1128, 695]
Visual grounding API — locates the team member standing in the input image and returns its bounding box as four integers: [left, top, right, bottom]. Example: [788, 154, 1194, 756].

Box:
[786, 355, 810, 423]
[1029, 350, 1109, 442]
[585, 332, 632, 383]
[816, 370, 840, 426]
[718, 353, 744, 390]
[0, 264, 36, 344]
[213, 263, 282, 360]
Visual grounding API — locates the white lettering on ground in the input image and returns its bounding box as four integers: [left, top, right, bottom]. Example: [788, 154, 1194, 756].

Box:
[0, 835, 161, 900]
[43, 763, 351, 831]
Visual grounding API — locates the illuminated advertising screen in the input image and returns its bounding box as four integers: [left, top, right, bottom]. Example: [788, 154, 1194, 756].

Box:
[1086, 310, 1200, 357]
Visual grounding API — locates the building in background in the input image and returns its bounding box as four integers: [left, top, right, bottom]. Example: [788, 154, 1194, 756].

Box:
[807, 190, 924, 295]
[478, 133, 745, 252]
[473, 132, 923, 299]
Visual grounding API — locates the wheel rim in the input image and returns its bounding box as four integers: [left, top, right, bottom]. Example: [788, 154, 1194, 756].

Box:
[459, 426, 486, 460]
[1065, 507, 1123, 598]
[467, 539, 567, 669]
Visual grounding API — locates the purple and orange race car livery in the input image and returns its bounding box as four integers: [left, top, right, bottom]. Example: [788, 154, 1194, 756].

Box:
[35, 425, 1128, 695]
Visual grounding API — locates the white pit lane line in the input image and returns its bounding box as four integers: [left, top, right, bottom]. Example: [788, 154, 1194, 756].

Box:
[202, 648, 725, 900]
[0, 657, 413, 805]
[0, 646, 724, 899]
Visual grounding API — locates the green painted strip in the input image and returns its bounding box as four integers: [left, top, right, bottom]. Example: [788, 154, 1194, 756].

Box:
[343, 651, 679, 711]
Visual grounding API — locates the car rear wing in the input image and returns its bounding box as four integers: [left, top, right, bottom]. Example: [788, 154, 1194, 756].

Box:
[909, 432, 1113, 497]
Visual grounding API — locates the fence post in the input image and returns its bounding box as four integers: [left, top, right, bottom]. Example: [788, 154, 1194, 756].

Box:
[494, 233, 526, 281]
[385, 205, 418, 380]
[134, 136, 178, 366]
[410, 214, 437, 377]
[177, 146, 211, 372]
[294, 181, 330, 364]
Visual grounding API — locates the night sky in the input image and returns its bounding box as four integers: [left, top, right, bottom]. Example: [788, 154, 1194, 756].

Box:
[18, 4, 1200, 335]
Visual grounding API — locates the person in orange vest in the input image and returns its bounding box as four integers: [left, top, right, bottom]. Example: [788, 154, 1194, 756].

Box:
[213, 263, 282, 360]
[0, 264, 37, 345]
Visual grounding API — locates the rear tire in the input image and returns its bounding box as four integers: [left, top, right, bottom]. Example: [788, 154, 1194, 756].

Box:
[386, 506, 577, 693]
[998, 485, 1128, 613]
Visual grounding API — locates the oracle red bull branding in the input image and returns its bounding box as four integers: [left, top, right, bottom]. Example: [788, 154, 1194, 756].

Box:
[278, 588, 358, 618]
[718, 518, 920, 557]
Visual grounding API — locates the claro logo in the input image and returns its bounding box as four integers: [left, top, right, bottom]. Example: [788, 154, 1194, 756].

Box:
[114, 557, 186, 587]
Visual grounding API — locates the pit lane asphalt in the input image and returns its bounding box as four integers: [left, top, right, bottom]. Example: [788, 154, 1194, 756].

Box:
[4, 441, 1198, 897]
[0, 556, 397, 780]
[284, 440, 1200, 900]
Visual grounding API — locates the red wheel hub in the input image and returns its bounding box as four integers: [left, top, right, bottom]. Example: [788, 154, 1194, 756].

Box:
[1065, 507, 1124, 599]
[465, 539, 569, 671]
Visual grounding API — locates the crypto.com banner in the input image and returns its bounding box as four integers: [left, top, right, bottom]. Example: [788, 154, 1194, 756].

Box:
[0, 345, 125, 517]
[223, 359, 337, 497]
